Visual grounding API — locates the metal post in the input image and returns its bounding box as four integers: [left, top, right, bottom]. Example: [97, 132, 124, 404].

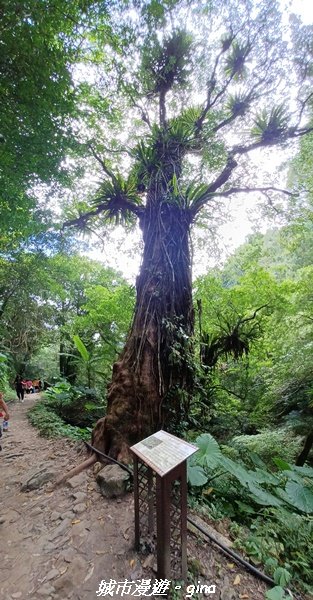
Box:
[133, 455, 140, 551]
[156, 474, 171, 579]
[147, 466, 154, 534]
[131, 431, 198, 582]
[180, 461, 187, 581]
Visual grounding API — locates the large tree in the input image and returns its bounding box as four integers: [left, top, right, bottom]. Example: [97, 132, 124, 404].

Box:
[66, 0, 313, 461]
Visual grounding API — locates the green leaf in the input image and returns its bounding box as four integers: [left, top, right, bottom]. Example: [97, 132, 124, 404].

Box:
[285, 480, 313, 513]
[273, 458, 292, 471]
[235, 500, 256, 515]
[253, 468, 280, 486]
[265, 586, 289, 600]
[247, 482, 284, 507]
[185, 182, 211, 207]
[273, 567, 292, 587]
[218, 456, 256, 486]
[249, 452, 267, 469]
[293, 465, 313, 478]
[187, 463, 208, 487]
[194, 433, 222, 468]
[72, 335, 90, 362]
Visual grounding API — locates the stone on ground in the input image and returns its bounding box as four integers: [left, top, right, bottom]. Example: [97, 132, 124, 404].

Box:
[96, 464, 130, 498]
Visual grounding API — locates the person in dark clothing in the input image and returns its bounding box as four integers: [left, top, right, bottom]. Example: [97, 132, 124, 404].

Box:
[14, 375, 24, 402]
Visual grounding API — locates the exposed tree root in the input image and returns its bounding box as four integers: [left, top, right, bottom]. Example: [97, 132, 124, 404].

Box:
[54, 453, 97, 487]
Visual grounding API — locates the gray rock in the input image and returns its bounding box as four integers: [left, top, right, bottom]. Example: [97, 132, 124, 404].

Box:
[40, 541, 57, 553]
[20, 467, 56, 491]
[45, 568, 60, 581]
[48, 518, 71, 541]
[71, 491, 86, 503]
[67, 472, 87, 489]
[61, 510, 75, 520]
[30, 506, 44, 517]
[60, 548, 77, 563]
[50, 511, 61, 522]
[36, 583, 55, 596]
[220, 579, 237, 600]
[96, 464, 130, 498]
[73, 503, 85, 514]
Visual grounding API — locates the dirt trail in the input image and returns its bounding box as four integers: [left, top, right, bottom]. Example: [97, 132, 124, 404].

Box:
[0, 395, 271, 600]
[0, 395, 141, 600]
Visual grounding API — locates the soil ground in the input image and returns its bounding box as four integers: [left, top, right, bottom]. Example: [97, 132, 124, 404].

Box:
[0, 394, 291, 600]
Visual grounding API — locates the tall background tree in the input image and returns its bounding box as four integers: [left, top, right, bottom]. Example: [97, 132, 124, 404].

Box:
[64, 0, 313, 460]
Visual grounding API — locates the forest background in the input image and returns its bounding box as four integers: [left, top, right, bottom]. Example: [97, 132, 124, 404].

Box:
[1, 0, 313, 598]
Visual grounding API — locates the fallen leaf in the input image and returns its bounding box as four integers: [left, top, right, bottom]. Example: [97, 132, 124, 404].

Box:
[129, 559, 136, 567]
[84, 564, 94, 582]
[71, 519, 81, 525]
[227, 563, 235, 569]
[239, 595, 249, 599]
[142, 555, 154, 569]
[96, 551, 106, 555]
[233, 575, 241, 585]
[203, 487, 213, 495]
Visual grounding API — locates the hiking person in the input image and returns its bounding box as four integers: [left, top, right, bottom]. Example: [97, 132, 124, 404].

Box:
[14, 374, 25, 402]
[26, 380, 33, 394]
[0, 392, 10, 451]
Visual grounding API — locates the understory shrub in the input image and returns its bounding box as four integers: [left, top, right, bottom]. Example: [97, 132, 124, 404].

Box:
[187, 433, 313, 594]
[231, 428, 303, 466]
[28, 400, 90, 440]
[43, 381, 105, 427]
[231, 509, 313, 593]
[28, 381, 105, 440]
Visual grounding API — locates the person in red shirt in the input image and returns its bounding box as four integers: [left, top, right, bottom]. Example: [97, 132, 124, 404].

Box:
[26, 380, 33, 394]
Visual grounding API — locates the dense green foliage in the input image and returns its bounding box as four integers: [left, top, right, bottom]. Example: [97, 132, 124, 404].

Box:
[28, 381, 104, 439]
[0, 251, 134, 390]
[187, 434, 313, 594]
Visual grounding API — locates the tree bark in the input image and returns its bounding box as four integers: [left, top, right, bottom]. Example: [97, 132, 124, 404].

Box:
[92, 185, 194, 461]
[295, 428, 313, 466]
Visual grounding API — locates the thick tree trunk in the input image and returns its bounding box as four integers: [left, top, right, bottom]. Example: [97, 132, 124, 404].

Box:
[92, 194, 194, 461]
[295, 428, 313, 466]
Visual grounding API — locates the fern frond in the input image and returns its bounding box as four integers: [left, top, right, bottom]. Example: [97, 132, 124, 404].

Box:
[251, 105, 289, 144]
[225, 41, 251, 79]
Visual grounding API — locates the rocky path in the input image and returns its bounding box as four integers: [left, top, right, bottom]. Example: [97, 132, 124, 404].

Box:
[0, 395, 141, 600]
[0, 395, 272, 600]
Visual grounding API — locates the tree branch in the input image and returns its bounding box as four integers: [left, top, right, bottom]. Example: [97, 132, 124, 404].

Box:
[159, 90, 166, 127]
[195, 47, 226, 133]
[190, 154, 238, 216]
[88, 144, 117, 183]
[190, 118, 313, 218]
[127, 90, 152, 129]
[239, 304, 269, 326]
[213, 185, 295, 198]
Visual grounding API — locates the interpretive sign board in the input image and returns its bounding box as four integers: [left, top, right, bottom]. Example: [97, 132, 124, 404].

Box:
[130, 431, 198, 580]
[131, 430, 198, 477]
